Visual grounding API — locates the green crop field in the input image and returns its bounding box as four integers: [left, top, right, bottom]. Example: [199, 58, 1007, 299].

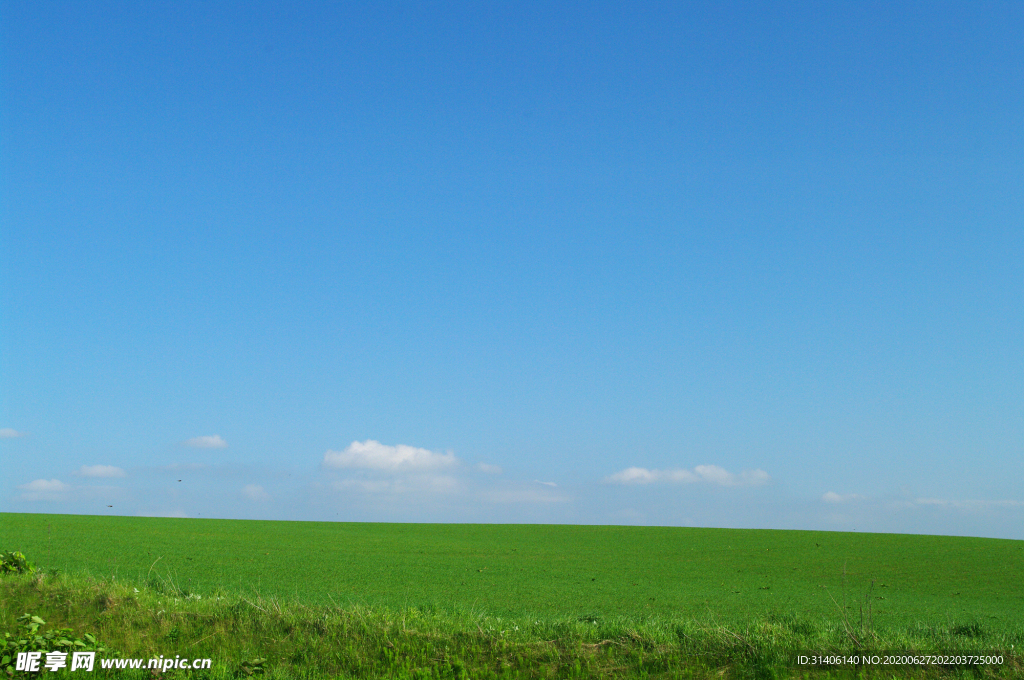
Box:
[2, 513, 1022, 678]
[2, 513, 1022, 628]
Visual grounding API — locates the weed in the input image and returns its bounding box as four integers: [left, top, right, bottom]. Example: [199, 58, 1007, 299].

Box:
[238, 656, 267, 676]
[0, 553, 34, 577]
[0, 614, 107, 678]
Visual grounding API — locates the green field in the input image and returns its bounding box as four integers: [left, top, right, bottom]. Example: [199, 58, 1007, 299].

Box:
[2, 513, 1022, 678]
[3, 513, 1022, 628]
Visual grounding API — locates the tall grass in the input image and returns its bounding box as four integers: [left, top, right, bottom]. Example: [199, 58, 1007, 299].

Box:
[2, 571, 1019, 679]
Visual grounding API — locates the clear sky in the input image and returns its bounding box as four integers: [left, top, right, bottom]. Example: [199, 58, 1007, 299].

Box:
[1, 1, 1021, 538]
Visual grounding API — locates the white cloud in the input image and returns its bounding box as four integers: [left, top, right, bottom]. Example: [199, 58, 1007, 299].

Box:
[322, 441, 462, 504]
[694, 465, 735, 485]
[0, 428, 27, 438]
[184, 435, 228, 449]
[534, 480, 557, 487]
[18, 479, 69, 501]
[822, 491, 863, 503]
[606, 464, 770, 487]
[323, 440, 456, 471]
[242, 484, 270, 501]
[75, 465, 127, 478]
[607, 467, 661, 484]
[19, 479, 68, 492]
[476, 462, 502, 474]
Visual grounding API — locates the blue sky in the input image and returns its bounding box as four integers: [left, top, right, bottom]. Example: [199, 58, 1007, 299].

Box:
[1, 1, 1021, 538]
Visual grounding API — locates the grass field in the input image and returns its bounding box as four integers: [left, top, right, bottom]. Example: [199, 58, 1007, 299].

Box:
[2, 513, 1022, 678]
[3, 513, 1022, 628]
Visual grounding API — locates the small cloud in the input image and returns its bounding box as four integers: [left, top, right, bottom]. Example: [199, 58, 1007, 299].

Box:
[323, 440, 456, 471]
[607, 467, 661, 484]
[822, 491, 862, 504]
[75, 465, 127, 478]
[0, 428, 27, 438]
[19, 479, 68, 492]
[18, 479, 69, 501]
[534, 480, 557, 487]
[693, 465, 734, 485]
[242, 484, 270, 502]
[606, 465, 769, 487]
[476, 462, 502, 474]
[184, 435, 228, 449]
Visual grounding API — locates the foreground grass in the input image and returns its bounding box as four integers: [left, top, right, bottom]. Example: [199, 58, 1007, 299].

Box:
[1, 571, 1020, 679]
